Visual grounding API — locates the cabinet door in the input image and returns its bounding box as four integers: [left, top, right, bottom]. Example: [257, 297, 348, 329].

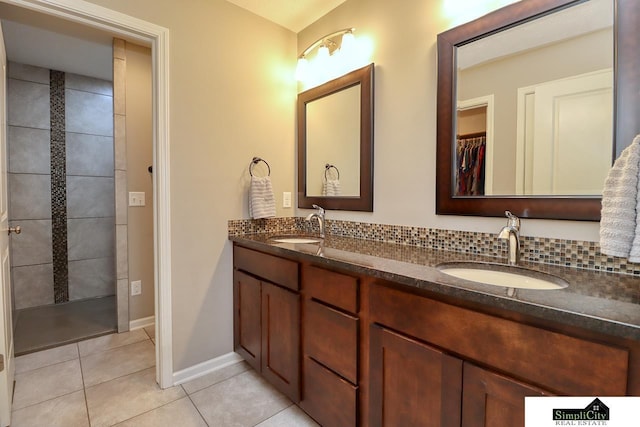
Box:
[233, 271, 261, 372]
[261, 281, 300, 402]
[462, 363, 549, 427]
[369, 325, 463, 427]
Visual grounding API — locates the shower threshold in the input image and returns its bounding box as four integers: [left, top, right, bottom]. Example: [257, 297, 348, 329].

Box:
[14, 295, 117, 355]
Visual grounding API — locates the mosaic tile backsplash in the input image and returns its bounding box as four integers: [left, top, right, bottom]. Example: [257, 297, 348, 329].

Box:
[228, 217, 640, 277]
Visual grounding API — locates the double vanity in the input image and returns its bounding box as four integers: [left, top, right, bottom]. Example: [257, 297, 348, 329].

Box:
[231, 231, 640, 427]
[245, 0, 640, 424]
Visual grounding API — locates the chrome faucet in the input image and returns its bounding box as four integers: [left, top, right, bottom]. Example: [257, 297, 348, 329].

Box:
[305, 204, 325, 238]
[498, 210, 520, 265]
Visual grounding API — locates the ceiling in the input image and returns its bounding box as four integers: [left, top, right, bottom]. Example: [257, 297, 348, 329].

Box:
[225, 0, 347, 32]
[457, 0, 612, 70]
[0, 2, 116, 81]
[0, 0, 344, 81]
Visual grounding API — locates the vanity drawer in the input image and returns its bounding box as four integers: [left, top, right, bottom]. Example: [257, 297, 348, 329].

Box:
[301, 356, 357, 427]
[369, 283, 629, 396]
[305, 299, 358, 384]
[303, 264, 359, 313]
[234, 245, 299, 291]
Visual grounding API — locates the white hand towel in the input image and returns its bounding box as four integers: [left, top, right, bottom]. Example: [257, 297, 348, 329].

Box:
[322, 179, 341, 196]
[249, 176, 276, 219]
[600, 134, 640, 261]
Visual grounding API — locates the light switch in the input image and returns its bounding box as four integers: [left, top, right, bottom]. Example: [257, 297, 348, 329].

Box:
[283, 192, 292, 208]
[129, 192, 145, 206]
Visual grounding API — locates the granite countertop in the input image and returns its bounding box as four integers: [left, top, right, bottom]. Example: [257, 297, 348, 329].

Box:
[231, 233, 640, 342]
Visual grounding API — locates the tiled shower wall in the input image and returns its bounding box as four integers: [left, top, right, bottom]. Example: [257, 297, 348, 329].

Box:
[7, 62, 115, 310]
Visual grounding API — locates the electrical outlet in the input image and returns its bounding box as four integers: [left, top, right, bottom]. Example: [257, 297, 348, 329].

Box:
[131, 280, 142, 296]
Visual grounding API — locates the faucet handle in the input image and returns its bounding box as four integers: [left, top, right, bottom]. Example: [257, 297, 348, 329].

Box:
[312, 204, 325, 215]
[504, 210, 520, 229]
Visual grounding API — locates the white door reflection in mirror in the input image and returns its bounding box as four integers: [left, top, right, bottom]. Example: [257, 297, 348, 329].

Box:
[516, 69, 613, 195]
[306, 84, 361, 197]
[456, 0, 613, 197]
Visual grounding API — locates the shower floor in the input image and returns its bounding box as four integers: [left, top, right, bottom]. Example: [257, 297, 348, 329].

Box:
[14, 295, 118, 355]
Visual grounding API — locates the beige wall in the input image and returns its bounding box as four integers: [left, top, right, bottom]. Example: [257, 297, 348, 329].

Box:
[125, 42, 154, 321]
[297, 0, 601, 241]
[306, 84, 360, 196]
[81, 0, 606, 373]
[85, 0, 297, 371]
[457, 108, 486, 136]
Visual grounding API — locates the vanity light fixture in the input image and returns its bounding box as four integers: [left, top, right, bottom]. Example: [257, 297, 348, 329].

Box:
[296, 28, 370, 89]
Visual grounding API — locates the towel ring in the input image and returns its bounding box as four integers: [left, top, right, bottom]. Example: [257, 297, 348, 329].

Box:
[325, 164, 340, 180]
[250, 157, 271, 177]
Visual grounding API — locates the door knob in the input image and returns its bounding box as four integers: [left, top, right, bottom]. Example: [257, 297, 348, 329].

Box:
[8, 226, 21, 235]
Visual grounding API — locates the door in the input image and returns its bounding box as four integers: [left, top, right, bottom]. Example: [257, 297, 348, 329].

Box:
[461, 363, 549, 427]
[518, 69, 613, 195]
[233, 270, 261, 372]
[369, 325, 463, 427]
[261, 281, 300, 402]
[0, 22, 14, 427]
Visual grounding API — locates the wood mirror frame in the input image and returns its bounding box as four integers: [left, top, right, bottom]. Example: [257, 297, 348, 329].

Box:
[436, 0, 640, 220]
[298, 63, 374, 211]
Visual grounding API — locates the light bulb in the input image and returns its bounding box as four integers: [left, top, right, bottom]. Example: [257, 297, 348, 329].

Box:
[340, 32, 355, 56]
[316, 45, 330, 65]
[314, 45, 331, 83]
[295, 57, 308, 81]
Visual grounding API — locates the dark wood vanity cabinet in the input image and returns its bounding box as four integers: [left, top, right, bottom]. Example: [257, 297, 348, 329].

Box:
[300, 264, 360, 427]
[368, 282, 631, 427]
[233, 243, 638, 427]
[369, 323, 549, 427]
[233, 246, 300, 402]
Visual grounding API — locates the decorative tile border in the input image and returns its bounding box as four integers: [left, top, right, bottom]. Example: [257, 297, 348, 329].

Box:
[228, 217, 640, 276]
[50, 70, 69, 303]
[228, 217, 302, 236]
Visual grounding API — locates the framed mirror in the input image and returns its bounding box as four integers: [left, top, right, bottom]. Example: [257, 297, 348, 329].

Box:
[436, 0, 640, 220]
[298, 63, 374, 211]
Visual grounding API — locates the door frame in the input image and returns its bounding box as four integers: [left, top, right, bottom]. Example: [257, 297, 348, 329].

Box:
[457, 94, 495, 195]
[1, 0, 173, 388]
[0, 20, 14, 427]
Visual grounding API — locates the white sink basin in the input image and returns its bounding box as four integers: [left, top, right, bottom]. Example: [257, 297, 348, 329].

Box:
[270, 236, 323, 244]
[437, 263, 568, 290]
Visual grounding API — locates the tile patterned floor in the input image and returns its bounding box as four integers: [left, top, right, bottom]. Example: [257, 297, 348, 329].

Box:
[11, 327, 319, 427]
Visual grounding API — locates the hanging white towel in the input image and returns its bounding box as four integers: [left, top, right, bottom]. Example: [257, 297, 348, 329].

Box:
[323, 179, 341, 196]
[249, 176, 276, 219]
[600, 134, 640, 262]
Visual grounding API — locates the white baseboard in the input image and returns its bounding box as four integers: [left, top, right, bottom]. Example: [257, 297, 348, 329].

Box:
[129, 316, 155, 330]
[173, 352, 244, 386]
